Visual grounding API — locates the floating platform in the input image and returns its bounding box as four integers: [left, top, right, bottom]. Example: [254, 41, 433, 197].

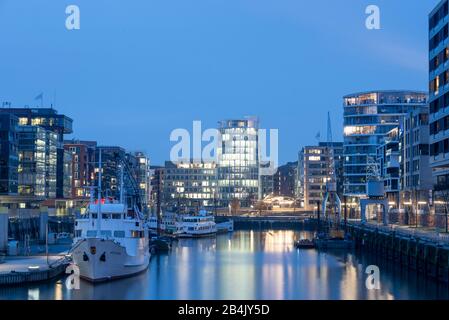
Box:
[0, 255, 69, 286]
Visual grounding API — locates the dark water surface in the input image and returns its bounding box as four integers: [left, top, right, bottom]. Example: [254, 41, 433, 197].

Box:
[1, 230, 448, 300]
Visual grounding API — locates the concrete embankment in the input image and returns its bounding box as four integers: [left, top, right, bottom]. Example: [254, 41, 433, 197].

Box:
[0, 256, 69, 286]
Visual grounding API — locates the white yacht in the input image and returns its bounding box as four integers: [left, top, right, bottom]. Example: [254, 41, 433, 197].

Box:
[178, 209, 217, 238]
[69, 151, 150, 282]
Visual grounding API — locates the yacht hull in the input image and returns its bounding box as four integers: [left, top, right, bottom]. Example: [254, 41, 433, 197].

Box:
[71, 238, 150, 282]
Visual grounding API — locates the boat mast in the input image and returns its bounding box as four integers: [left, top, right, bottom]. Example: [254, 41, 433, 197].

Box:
[97, 148, 102, 233]
[120, 163, 125, 205]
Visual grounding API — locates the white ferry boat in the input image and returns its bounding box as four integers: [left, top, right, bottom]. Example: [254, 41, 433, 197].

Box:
[69, 151, 150, 282]
[178, 209, 217, 238]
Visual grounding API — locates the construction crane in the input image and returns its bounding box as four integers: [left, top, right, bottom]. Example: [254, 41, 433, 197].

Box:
[321, 112, 343, 238]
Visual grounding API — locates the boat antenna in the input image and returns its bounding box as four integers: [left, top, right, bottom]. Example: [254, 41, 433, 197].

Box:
[97, 148, 102, 233]
[120, 163, 125, 205]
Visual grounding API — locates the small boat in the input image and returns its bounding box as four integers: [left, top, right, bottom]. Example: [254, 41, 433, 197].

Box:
[178, 209, 216, 238]
[294, 239, 315, 249]
[149, 236, 172, 254]
[314, 230, 354, 250]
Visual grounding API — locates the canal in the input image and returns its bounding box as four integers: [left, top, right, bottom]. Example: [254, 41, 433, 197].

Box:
[0, 229, 448, 300]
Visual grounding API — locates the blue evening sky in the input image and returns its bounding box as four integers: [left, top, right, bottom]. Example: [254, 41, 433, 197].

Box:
[0, 0, 439, 165]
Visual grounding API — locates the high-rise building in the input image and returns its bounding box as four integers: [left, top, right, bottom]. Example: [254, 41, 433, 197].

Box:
[64, 140, 97, 198]
[429, 0, 449, 188]
[0, 114, 18, 195]
[298, 142, 343, 211]
[343, 91, 427, 199]
[217, 118, 259, 208]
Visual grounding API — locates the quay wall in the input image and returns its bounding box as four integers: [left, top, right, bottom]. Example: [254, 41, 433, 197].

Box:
[346, 223, 449, 284]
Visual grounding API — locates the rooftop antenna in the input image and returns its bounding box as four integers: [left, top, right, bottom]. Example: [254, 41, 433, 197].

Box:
[327, 111, 333, 147]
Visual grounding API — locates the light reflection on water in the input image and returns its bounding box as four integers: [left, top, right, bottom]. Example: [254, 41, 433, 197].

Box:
[0, 230, 448, 300]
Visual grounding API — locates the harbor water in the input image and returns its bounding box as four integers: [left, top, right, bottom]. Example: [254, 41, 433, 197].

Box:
[0, 229, 448, 300]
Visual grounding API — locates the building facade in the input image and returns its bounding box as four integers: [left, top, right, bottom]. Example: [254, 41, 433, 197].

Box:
[429, 0, 449, 189]
[377, 128, 401, 205]
[343, 91, 428, 199]
[273, 162, 297, 198]
[64, 140, 97, 198]
[163, 161, 217, 211]
[299, 142, 343, 211]
[217, 118, 259, 208]
[0, 107, 73, 199]
[17, 126, 58, 198]
[0, 114, 18, 195]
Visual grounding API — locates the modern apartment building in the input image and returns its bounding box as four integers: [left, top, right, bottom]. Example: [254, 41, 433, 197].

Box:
[298, 142, 343, 211]
[163, 161, 217, 211]
[429, 0, 449, 189]
[343, 91, 428, 199]
[217, 118, 259, 208]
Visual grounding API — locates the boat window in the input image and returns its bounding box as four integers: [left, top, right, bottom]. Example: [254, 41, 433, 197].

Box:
[102, 214, 110, 219]
[100, 230, 112, 237]
[86, 230, 97, 237]
[92, 214, 97, 219]
[114, 231, 125, 238]
[112, 214, 121, 219]
[131, 230, 143, 238]
[75, 230, 81, 237]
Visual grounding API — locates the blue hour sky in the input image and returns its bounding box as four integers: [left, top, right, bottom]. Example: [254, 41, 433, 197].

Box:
[0, 0, 439, 165]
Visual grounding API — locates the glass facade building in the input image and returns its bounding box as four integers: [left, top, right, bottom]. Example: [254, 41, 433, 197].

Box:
[217, 118, 259, 208]
[17, 126, 57, 198]
[0, 114, 19, 195]
[343, 91, 427, 198]
[429, 0, 449, 188]
[0, 107, 73, 199]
